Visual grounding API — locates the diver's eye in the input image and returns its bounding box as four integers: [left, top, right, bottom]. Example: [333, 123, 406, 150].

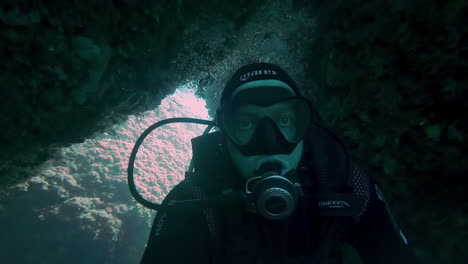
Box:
[238, 116, 254, 130]
[279, 113, 294, 127]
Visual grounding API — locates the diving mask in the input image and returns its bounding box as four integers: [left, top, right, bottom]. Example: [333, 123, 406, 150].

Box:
[220, 97, 311, 156]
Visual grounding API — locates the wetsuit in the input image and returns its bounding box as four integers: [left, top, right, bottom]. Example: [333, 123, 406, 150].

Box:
[140, 165, 417, 264]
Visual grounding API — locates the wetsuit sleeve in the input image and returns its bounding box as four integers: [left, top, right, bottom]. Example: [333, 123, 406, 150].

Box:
[140, 184, 212, 264]
[346, 167, 419, 264]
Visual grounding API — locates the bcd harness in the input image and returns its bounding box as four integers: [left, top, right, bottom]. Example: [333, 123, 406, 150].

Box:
[128, 117, 368, 263]
[178, 122, 367, 263]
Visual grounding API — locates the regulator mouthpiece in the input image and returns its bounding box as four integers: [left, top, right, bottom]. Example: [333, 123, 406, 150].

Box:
[246, 171, 303, 220]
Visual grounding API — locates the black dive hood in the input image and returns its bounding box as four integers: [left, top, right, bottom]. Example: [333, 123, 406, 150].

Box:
[128, 117, 303, 220]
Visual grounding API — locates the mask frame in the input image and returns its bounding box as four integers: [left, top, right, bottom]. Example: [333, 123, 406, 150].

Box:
[216, 96, 313, 156]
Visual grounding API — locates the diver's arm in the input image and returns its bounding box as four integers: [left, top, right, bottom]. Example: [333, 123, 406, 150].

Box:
[346, 168, 419, 264]
[140, 185, 212, 264]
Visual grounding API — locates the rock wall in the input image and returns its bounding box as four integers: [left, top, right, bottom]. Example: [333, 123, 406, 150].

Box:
[0, 0, 264, 189]
[0, 88, 208, 263]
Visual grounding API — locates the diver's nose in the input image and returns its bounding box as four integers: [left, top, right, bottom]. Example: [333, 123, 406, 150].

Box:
[254, 118, 285, 154]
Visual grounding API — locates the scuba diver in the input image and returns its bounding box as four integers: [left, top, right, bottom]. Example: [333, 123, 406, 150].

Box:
[133, 63, 418, 263]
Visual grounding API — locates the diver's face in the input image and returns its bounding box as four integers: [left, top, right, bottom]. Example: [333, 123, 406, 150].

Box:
[225, 136, 304, 180]
[222, 79, 305, 179]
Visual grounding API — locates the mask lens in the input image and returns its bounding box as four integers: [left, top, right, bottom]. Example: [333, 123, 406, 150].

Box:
[231, 111, 258, 145]
[222, 98, 311, 146]
[272, 99, 310, 142]
[223, 104, 262, 145]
